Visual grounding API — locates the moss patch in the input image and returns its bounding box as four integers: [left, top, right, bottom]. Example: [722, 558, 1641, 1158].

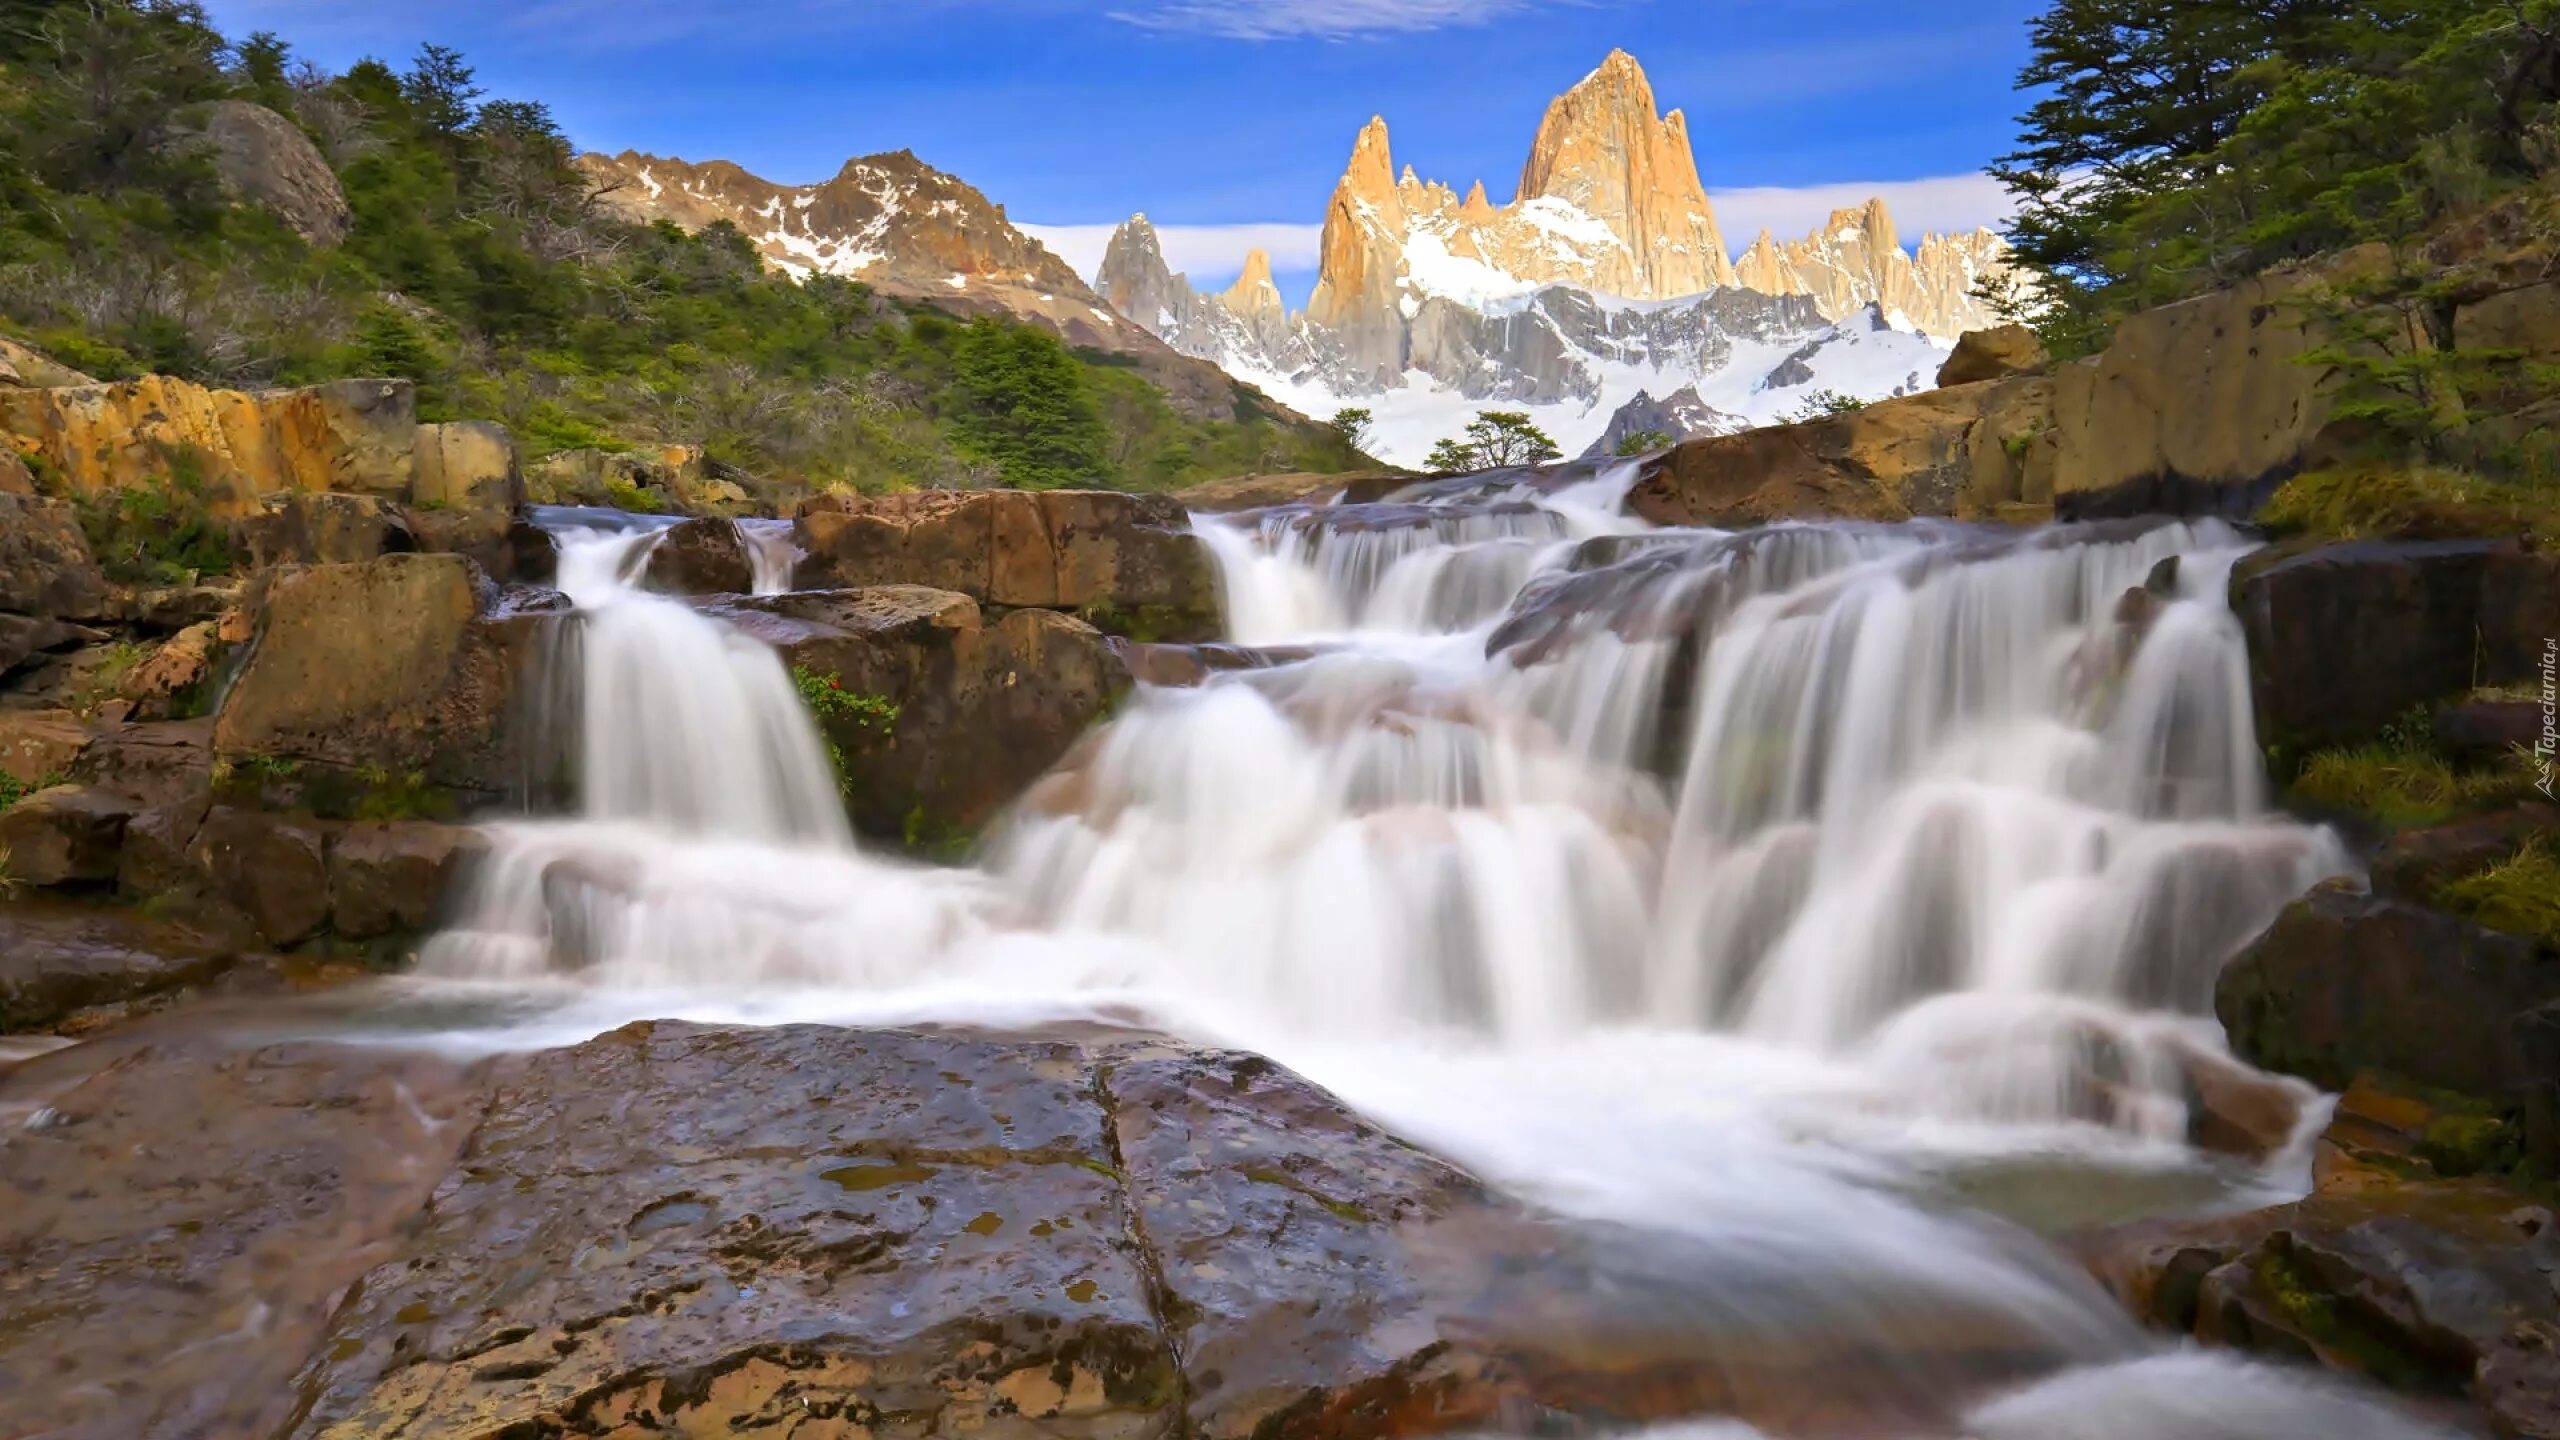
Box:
[2259, 463, 2560, 544]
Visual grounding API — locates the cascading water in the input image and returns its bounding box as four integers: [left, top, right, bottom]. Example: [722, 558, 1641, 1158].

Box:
[397, 470, 2442, 1438]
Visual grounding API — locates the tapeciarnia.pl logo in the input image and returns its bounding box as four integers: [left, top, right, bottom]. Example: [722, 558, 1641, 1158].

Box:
[2537, 637, 2557, 800]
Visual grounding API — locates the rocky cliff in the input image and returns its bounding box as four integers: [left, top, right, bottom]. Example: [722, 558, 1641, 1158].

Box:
[1732, 201, 2010, 340]
[577, 149, 1303, 426]
[1093, 50, 2014, 464]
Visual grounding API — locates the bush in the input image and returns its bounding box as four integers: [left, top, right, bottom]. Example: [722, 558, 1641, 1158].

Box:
[71, 444, 237, 583]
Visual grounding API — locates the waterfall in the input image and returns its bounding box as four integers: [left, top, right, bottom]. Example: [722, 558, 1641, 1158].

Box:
[389, 480, 2422, 1437]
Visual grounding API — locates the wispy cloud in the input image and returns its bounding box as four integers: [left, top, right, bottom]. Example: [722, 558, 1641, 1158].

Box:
[1105, 0, 1535, 39]
[1710, 173, 2016, 244]
[1023, 221, 1324, 285]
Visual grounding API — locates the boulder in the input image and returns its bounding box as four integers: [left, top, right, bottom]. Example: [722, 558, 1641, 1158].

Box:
[2435, 697, 2546, 763]
[0, 708, 90, 785]
[118, 620, 220, 720]
[0, 493, 110, 621]
[410, 507, 558, 584]
[0, 783, 133, 886]
[190, 805, 331, 945]
[706, 588, 1125, 843]
[116, 787, 212, 903]
[0, 901, 244, 1032]
[1628, 379, 2046, 528]
[327, 821, 481, 939]
[2218, 881, 2560, 1103]
[2369, 802, 2560, 903]
[0, 334, 100, 389]
[525, 444, 702, 512]
[2043, 260, 2357, 517]
[2082, 1147, 2560, 1439]
[795, 490, 1221, 641]
[640, 516, 752, 596]
[167, 99, 351, 245]
[408, 420, 522, 511]
[232, 490, 418, 568]
[212, 554, 553, 801]
[2232, 538, 2524, 753]
[1937, 325, 2048, 387]
[0, 375, 416, 514]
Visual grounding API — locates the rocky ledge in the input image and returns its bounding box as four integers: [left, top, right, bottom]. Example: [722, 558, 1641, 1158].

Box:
[0, 1021, 2088, 1440]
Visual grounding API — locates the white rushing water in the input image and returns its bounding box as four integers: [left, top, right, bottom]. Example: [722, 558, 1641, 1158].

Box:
[399, 475, 2437, 1438]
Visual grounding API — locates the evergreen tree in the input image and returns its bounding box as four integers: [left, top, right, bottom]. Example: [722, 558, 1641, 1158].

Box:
[949, 318, 1112, 490]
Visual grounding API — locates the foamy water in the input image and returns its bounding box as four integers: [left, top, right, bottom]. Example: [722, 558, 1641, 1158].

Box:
[385, 475, 2429, 1437]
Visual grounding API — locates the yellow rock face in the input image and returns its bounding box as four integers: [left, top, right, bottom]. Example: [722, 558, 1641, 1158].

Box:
[0, 374, 416, 516]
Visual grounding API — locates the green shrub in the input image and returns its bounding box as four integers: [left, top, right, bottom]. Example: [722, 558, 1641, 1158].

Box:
[70, 445, 237, 584]
[790, 665, 900, 800]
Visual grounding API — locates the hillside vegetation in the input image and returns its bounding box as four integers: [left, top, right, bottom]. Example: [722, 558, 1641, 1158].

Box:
[1997, 0, 2560, 529]
[0, 0, 1353, 496]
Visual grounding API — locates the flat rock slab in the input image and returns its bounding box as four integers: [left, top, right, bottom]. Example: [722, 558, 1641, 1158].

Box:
[0, 899, 251, 1032]
[2, 1020, 2102, 1440]
[0, 1033, 488, 1439]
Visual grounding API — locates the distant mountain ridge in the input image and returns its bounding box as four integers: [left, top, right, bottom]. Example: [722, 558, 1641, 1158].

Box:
[1091, 50, 2017, 463]
[574, 149, 1299, 426]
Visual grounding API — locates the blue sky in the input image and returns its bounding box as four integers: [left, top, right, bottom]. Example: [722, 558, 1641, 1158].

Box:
[206, 0, 2047, 303]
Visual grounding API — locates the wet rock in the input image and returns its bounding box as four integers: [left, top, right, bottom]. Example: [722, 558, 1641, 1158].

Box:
[1175, 470, 1411, 512]
[2233, 539, 2529, 752]
[2177, 1044, 2311, 1163]
[409, 420, 522, 511]
[2082, 1144, 2560, 1440]
[1113, 639, 1317, 687]
[115, 787, 211, 902]
[191, 805, 331, 945]
[0, 900, 244, 1030]
[0, 784, 134, 886]
[328, 821, 481, 939]
[410, 507, 558, 585]
[212, 554, 546, 801]
[708, 588, 1125, 844]
[640, 516, 753, 596]
[292, 1024, 1182, 1439]
[1938, 325, 2048, 387]
[795, 489, 1220, 640]
[2369, 802, 2560, 903]
[233, 491, 419, 568]
[2434, 697, 2546, 764]
[2218, 881, 2560, 1103]
[0, 1033, 486, 1436]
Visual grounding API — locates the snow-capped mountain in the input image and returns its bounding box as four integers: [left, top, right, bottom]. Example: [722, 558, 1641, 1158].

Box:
[575, 149, 1295, 424]
[1091, 50, 2016, 464]
[1579, 386, 1747, 459]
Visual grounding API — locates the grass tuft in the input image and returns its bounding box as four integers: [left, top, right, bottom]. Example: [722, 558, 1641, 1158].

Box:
[2438, 835, 2560, 948]
[2259, 463, 2560, 543]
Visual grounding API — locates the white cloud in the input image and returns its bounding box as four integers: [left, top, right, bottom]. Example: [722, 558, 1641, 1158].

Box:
[1106, 0, 1532, 39]
[1708, 173, 2017, 246]
[1023, 221, 1324, 286]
